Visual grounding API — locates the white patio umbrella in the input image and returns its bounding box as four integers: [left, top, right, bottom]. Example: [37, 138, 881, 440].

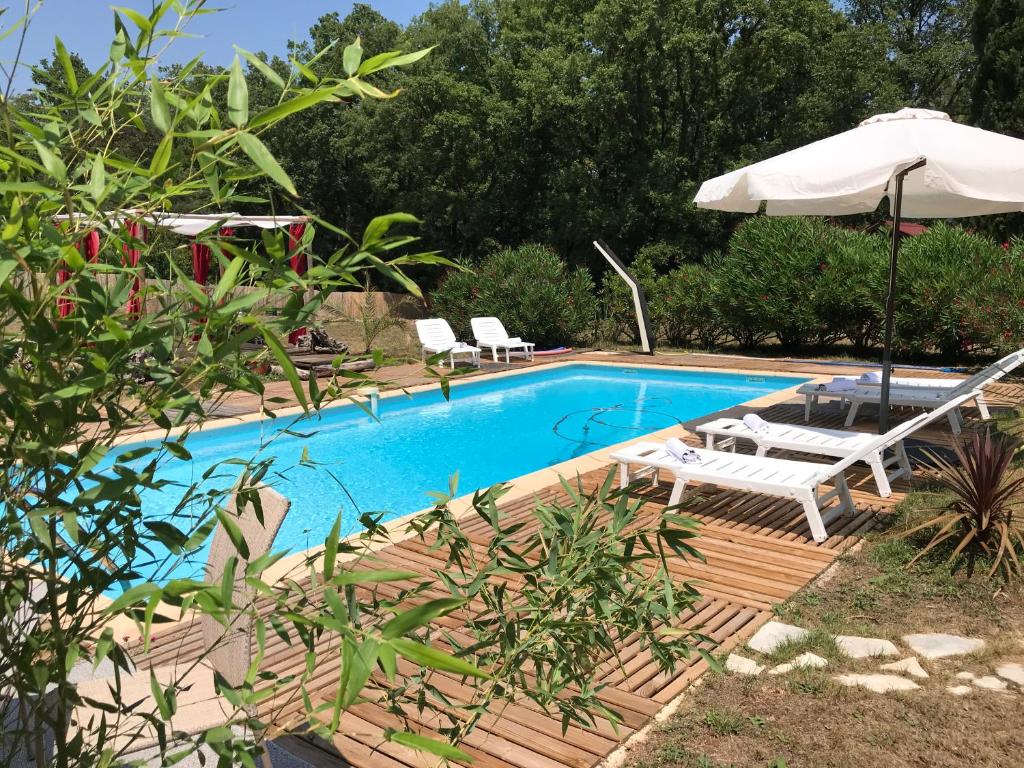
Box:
[694, 107, 1024, 431]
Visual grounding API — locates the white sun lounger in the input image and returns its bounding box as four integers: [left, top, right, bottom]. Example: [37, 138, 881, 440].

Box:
[609, 393, 978, 543]
[415, 318, 481, 368]
[610, 441, 857, 543]
[695, 391, 978, 497]
[471, 316, 535, 363]
[798, 349, 1024, 425]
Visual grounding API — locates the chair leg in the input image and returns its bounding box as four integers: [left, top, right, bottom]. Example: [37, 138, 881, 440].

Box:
[948, 408, 963, 435]
[667, 478, 689, 507]
[868, 452, 892, 497]
[844, 400, 861, 427]
[895, 441, 913, 476]
[619, 462, 629, 488]
[755, 445, 768, 457]
[976, 392, 991, 420]
[797, 489, 829, 544]
[833, 472, 855, 515]
[804, 394, 814, 422]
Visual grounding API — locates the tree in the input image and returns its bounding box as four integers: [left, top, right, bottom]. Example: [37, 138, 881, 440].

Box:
[971, 0, 1024, 136]
[846, 0, 976, 116]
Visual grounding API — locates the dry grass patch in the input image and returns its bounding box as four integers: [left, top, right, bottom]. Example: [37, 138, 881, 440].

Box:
[626, 501, 1024, 768]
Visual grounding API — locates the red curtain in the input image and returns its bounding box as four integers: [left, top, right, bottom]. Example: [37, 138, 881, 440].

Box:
[191, 239, 212, 285]
[122, 221, 145, 318]
[58, 230, 102, 318]
[287, 221, 308, 345]
[56, 264, 73, 318]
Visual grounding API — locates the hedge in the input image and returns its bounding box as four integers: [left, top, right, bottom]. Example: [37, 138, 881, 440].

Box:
[600, 220, 1024, 360]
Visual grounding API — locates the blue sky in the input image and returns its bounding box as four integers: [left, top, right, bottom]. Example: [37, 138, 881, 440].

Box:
[1, 1, 431, 92]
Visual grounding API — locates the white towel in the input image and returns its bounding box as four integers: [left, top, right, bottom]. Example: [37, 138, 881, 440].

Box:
[859, 371, 882, 383]
[818, 378, 856, 392]
[506, 337, 523, 344]
[742, 413, 771, 434]
[666, 437, 701, 464]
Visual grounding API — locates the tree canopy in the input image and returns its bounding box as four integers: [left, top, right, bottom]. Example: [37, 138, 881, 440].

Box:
[30, 0, 1024, 277]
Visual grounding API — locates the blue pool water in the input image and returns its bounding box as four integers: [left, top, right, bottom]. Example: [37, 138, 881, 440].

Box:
[100, 364, 805, 587]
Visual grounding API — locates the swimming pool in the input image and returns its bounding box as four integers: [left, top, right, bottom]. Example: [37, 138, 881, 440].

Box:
[103, 363, 806, 586]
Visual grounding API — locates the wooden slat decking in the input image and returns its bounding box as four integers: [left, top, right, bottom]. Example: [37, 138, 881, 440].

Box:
[133, 368, 1023, 768]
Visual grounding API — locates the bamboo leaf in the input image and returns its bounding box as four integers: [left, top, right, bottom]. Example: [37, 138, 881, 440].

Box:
[236, 132, 296, 196]
[227, 55, 249, 127]
[342, 37, 362, 76]
[150, 76, 172, 133]
[386, 731, 472, 762]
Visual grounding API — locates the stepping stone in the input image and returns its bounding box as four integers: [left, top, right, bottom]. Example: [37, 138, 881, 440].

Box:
[956, 671, 977, 681]
[995, 663, 1024, 686]
[879, 657, 929, 679]
[835, 673, 920, 693]
[747, 621, 809, 654]
[725, 654, 764, 676]
[903, 633, 985, 659]
[835, 635, 899, 659]
[946, 684, 973, 697]
[769, 652, 828, 675]
[973, 675, 1009, 691]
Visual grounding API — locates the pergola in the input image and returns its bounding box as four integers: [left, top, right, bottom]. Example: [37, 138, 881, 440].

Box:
[54, 212, 311, 343]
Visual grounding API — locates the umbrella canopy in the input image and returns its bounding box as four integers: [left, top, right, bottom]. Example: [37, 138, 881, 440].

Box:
[695, 108, 1024, 218]
[694, 108, 1024, 432]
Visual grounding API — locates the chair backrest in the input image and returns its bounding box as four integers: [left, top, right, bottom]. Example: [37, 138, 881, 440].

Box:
[471, 316, 509, 343]
[953, 348, 1024, 394]
[201, 483, 290, 689]
[415, 318, 457, 348]
[824, 390, 980, 479]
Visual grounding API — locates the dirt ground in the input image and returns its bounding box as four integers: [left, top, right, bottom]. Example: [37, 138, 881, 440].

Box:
[625, 522, 1024, 768]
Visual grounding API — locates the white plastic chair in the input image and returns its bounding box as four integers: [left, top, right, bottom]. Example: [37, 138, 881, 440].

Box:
[415, 318, 481, 368]
[470, 316, 535, 363]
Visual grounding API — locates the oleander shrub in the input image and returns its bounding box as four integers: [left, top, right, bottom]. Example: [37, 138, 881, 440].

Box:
[431, 244, 598, 348]
[813, 226, 888, 351]
[713, 217, 835, 348]
[657, 261, 725, 348]
[599, 220, 1024, 357]
[895, 223, 1011, 359]
[959, 237, 1024, 356]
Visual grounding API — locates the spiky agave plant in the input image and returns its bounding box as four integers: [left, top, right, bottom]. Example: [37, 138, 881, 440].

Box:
[903, 429, 1024, 579]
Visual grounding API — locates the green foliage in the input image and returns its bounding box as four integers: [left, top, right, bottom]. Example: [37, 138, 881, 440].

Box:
[715, 217, 836, 348]
[972, 0, 1024, 137]
[431, 244, 598, 348]
[601, 220, 1021, 359]
[895, 223, 1016, 359]
[407, 469, 710, 740]
[904, 430, 1024, 580]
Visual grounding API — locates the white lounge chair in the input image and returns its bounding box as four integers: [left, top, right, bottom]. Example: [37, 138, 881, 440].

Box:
[610, 394, 973, 543]
[470, 316, 535, 363]
[798, 349, 1024, 426]
[695, 391, 979, 497]
[415, 318, 481, 368]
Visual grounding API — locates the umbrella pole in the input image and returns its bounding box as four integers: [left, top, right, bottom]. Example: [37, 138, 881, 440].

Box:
[879, 159, 927, 434]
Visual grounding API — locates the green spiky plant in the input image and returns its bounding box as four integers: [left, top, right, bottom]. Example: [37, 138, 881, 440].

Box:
[903, 429, 1024, 579]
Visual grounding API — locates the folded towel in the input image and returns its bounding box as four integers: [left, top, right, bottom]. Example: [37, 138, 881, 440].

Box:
[859, 371, 883, 383]
[666, 437, 701, 464]
[506, 337, 523, 344]
[817, 378, 856, 392]
[742, 413, 771, 434]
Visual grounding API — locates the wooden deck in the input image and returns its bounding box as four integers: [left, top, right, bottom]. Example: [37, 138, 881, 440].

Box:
[134, 361, 1024, 768]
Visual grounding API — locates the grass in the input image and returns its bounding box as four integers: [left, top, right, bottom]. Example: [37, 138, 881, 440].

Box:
[625, 406, 1024, 768]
